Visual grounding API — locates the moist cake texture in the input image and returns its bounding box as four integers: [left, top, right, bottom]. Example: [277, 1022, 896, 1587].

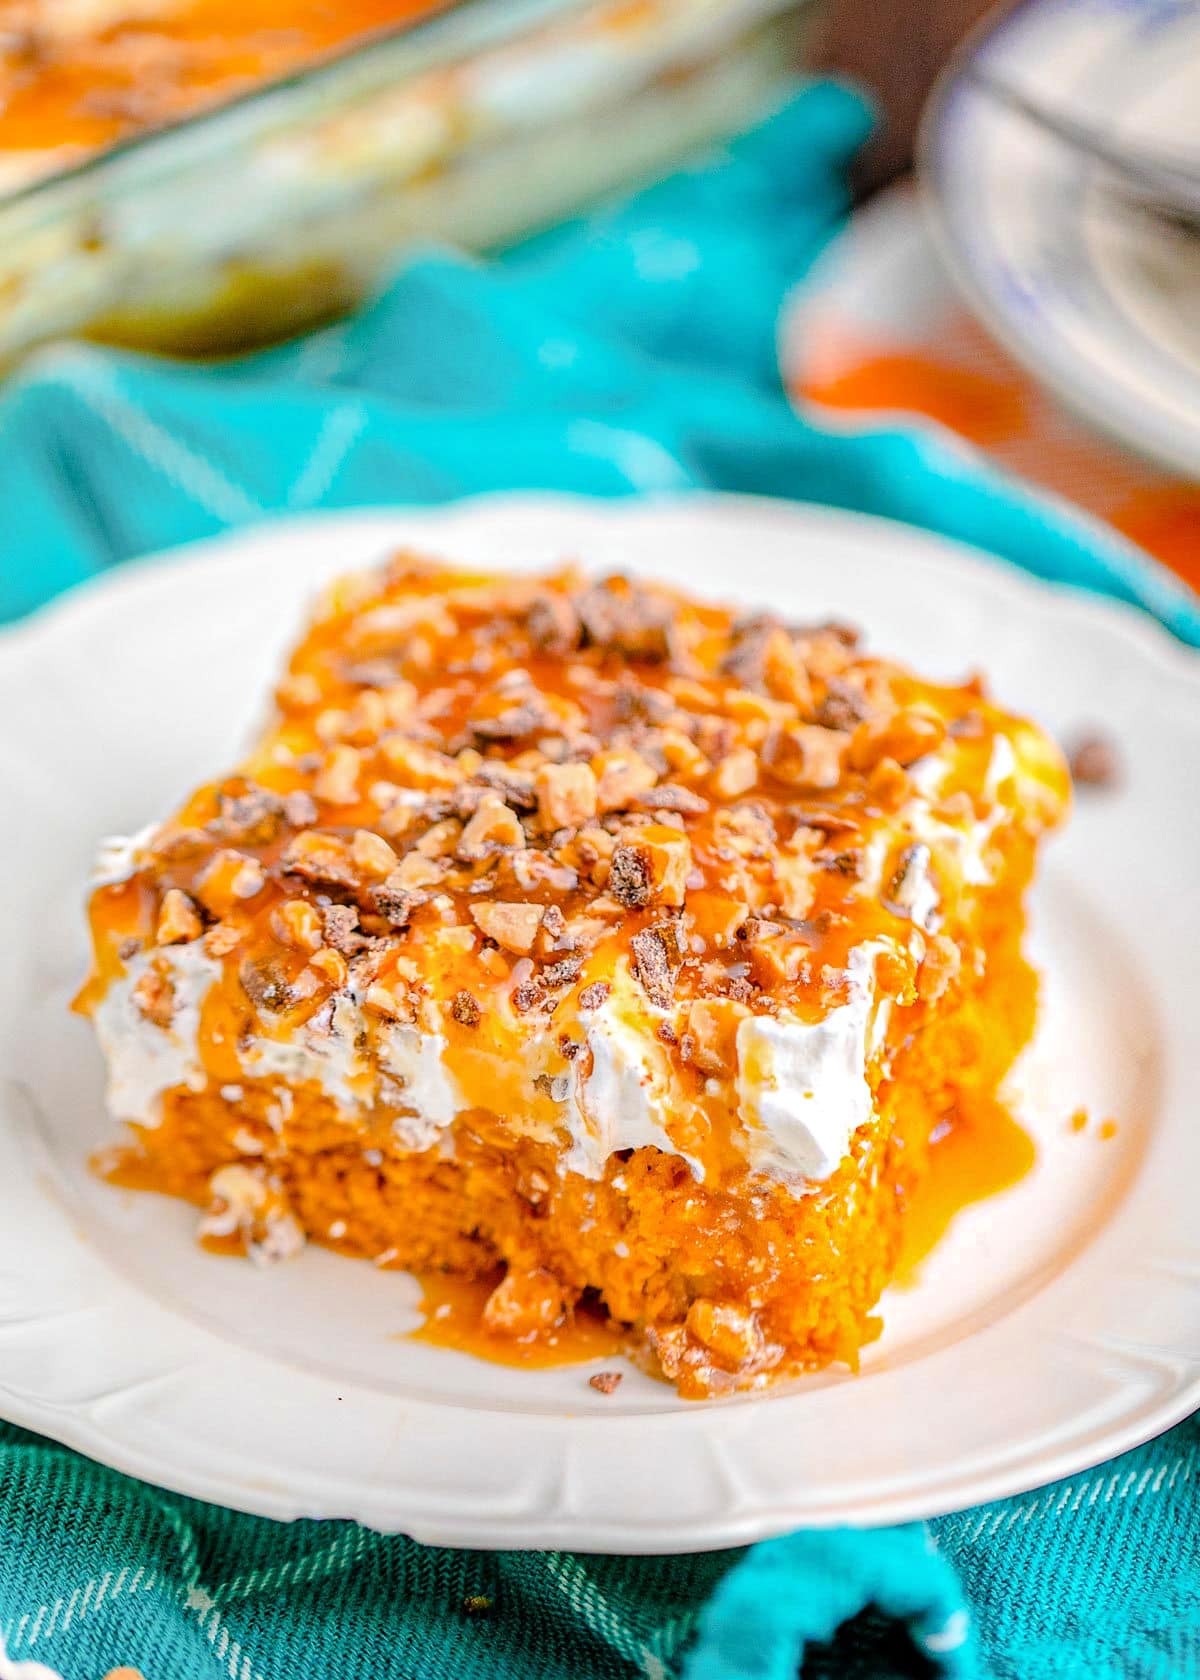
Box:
[77, 554, 1069, 1396]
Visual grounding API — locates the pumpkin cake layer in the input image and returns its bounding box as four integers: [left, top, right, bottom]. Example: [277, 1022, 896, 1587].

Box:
[77, 554, 1069, 1396]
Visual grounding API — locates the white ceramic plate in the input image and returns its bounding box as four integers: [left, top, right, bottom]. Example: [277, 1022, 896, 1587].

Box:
[921, 0, 1200, 478]
[2, 493, 1197, 1551]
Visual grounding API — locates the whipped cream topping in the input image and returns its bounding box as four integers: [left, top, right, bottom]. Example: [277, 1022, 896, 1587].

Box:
[898, 732, 1024, 893]
[93, 935, 889, 1190]
[94, 722, 1038, 1188]
[90, 943, 218, 1123]
[91, 823, 162, 887]
[199, 1162, 306, 1267]
[243, 992, 372, 1113]
[565, 961, 691, 1179]
[735, 950, 879, 1183]
[377, 1022, 461, 1152]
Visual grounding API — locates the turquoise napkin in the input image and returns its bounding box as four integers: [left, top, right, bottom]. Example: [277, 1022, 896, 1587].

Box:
[0, 81, 1195, 1680]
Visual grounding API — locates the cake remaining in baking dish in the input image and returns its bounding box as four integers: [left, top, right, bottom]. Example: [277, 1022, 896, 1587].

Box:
[0, 0, 450, 180]
[77, 553, 1068, 1396]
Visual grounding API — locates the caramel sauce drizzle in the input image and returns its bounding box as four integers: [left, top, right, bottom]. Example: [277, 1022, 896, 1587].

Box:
[409, 1271, 627, 1370]
[895, 1091, 1036, 1288]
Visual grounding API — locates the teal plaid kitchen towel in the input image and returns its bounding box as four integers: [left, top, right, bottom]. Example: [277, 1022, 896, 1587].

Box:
[0, 80, 1195, 1680]
[0, 1418, 1194, 1680]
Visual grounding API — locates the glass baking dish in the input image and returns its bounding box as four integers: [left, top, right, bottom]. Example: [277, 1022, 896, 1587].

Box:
[0, 0, 815, 365]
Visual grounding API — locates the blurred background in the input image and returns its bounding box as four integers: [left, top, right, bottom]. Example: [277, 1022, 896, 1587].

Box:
[1, 0, 1197, 592]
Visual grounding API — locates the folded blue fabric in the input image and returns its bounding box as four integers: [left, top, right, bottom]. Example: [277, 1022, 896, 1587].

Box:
[0, 80, 1195, 1680]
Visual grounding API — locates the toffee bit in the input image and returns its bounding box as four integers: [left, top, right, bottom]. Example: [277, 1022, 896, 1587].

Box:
[527, 593, 581, 654]
[656, 918, 687, 969]
[471, 900, 544, 955]
[239, 960, 291, 1013]
[577, 579, 672, 661]
[540, 956, 583, 989]
[609, 844, 653, 909]
[471, 703, 548, 743]
[784, 809, 860, 837]
[214, 784, 285, 844]
[131, 965, 174, 1027]
[282, 790, 320, 829]
[613, 680, 674, 726]
[155, 827, 209, 863]
[450, 784, 486, 819]
[724, 612, 805, 688]
[279, 832, 360, 891]
[370, 879, 417, 929]
[630, 926, 677, 1010]
[1068, 732, 1121, 789]
[721, 974, 757, 1003]
[451, 989, 482, 1027]
[883, 843, 936, 925]
[341, 659, 398, 688]
[351, 828, 398, 878]
[349, 944, 386, 991]
[948, 711, 986, 741]
[155, 888, 203, 945]
[764, 722, 849, 790]
[636, 784, 709, 815]
[512, 981, 542, 1015]
[320, 903, 365, 953]
[709, 748, 758, 800]
[736, 917, 786, 943]
[536, 761, 599, 830]
[533, 1071, 571, 1101]
[558, 1035, 584, 1060]
[457, 794, 525, 859]
[815, 677, 869, 732]
[118, 936, 142, 962]
[365, 980, 409, 1021]
[588, 1371, 623, 1395]
[657, 1022, 679, 1047]
[541, 904, 567, 939]
[801, 617, 860, 648]
[204, 922, 243, 957]
[595, 748, 660, 814]
[816, 848, 862, 878]
[470, 763, 539, 810]
[314, 744, 363, 806]
[578, 980, 611, 1012]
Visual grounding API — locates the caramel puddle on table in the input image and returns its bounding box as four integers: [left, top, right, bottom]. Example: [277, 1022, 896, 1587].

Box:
[409, 1271, 627, 1369]
[895, 1092, 1036, 1288]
